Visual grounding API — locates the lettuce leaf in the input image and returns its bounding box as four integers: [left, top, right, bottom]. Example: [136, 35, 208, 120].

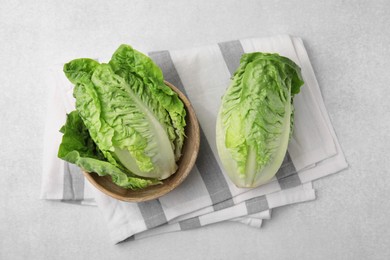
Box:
[108, 44, 186, 160]
[58, 111, 161, 190]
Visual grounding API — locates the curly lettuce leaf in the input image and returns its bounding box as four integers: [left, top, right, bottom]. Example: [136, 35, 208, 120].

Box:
[216, 53, 304, 188]
[58, 111, 160, 190]
[108, 44, 186, 161]
[63, 59, 178, 180]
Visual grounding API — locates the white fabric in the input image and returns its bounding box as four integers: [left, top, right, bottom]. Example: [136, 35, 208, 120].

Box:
[40, 35, 347, 244]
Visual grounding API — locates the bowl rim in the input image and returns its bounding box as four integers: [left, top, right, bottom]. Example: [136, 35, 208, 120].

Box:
[82, 80, 200, 202]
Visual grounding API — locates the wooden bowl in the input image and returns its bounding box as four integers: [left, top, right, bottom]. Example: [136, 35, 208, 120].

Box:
[83, 81, 200, 202]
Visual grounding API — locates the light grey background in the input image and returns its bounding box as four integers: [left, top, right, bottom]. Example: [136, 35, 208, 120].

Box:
[1, 0, 389, 259]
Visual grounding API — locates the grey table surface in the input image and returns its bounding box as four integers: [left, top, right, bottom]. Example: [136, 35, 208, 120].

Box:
[1, 0, 389, 259]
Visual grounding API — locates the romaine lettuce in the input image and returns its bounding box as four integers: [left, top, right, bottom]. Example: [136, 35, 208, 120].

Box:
[58, 45, 186, 189]
[216, 53, 304, 188]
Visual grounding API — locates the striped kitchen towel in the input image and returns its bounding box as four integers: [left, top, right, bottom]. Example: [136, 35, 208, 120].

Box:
[40, 35, 347, 243]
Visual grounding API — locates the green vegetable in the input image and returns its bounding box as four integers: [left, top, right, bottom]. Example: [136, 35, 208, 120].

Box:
[216, 53, 304, 188]
[58, 45, 186, 189]
[58, 111, 161, 189]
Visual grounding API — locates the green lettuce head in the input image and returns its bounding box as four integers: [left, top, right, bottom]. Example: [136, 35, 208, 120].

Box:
[58, 45, 186, 190]
[216, 52, 304, 188]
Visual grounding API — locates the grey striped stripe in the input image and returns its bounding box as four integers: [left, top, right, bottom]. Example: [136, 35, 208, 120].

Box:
[138, 200, 167, 229]
[218, 41, 301, 190]
[245, 195, 269, 215]
[275, 154, 301, 189]
[213, 198, 234, 211]
[179, 217, 201, 230]
[277, 154, 297, 179]
[277, 174, 302, 189]
[196, 131, 234, 209]
[148, 51, 233, 210]
[63, 162, 84, 200]
[281, 153, 292, 167]
[148, 51, 186, 94]
[63, 163, 73, 200]
[218, 40, 245, 75]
